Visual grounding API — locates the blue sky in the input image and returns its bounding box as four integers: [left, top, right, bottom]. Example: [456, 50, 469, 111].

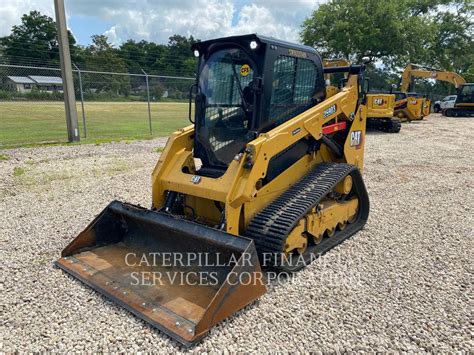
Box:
[67, 15, 113, 45]
[0, 0, 324, 46]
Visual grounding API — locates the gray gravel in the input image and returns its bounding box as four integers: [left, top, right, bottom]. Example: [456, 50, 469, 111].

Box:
[1, 114, 472, 352]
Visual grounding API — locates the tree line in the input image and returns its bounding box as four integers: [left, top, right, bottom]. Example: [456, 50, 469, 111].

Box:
[0, 11, 197, 100]
[0, 11, 198, 76]
[301, 0, 473, 96]
[1, 4, 472, 100]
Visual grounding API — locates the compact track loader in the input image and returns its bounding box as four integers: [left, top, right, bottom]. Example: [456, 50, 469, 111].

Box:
[57, 34, 370, 346]
[365, 92, 401, 132]
[392, 91, 427, 121]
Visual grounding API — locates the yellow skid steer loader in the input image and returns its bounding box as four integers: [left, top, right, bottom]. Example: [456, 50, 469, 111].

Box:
[57, 34, 370, 346]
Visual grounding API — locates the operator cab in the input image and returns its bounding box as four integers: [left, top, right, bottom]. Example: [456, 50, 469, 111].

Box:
[191, 34, 326, 176]
[456, 83, 474, 105]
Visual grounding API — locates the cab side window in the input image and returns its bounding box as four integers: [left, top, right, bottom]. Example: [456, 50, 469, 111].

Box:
[268, 55, 317, 125]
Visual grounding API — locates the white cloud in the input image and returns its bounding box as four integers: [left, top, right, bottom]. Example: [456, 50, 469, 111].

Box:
[68, 0, 322, 44]
[0, 0, 55, 37]
[229, 4, 302, 41]
[1, 0, 325, 44]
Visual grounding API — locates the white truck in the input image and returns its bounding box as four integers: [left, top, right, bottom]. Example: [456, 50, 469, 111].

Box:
[433, 95, 457, 113]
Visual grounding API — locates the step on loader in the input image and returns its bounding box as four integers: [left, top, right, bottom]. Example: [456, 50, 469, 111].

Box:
[57, 34, 370, 346]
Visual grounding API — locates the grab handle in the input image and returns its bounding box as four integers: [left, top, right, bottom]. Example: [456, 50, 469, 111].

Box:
[188, 83, 197, 123]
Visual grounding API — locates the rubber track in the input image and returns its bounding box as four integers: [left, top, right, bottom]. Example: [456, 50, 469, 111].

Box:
[245, 162, 370, 272]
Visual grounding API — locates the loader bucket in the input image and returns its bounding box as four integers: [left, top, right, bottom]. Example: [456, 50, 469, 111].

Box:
[56, 201, 266, 347]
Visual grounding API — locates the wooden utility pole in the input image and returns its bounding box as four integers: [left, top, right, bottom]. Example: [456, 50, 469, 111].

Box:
[54, 0, 80, 142]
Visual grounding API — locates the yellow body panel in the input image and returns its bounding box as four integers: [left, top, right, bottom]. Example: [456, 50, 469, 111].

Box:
[325, 85, 340, 98]
[423, 98, 431, 116]
[366, 93, 395, 119]
[151, 75, 367, 236]
[282, 196, 358, 255]
[305, 198, 358, 240]
[244, 152, 321, 225]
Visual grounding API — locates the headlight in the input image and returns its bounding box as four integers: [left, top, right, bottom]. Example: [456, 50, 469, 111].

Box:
[249, 40, 258, 50]
[193, 50, 200, 57]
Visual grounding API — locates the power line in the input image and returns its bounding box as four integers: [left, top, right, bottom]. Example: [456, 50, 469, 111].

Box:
[0, 56, 197, 75]
[1, 42, 199, 59]
[0, 63, 194, 80]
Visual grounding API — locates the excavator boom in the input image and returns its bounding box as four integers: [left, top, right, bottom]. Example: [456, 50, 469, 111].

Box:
[400, 63, 466, 92]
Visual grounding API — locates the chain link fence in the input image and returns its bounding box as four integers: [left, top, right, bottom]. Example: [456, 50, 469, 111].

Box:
[0, 62, 194, 148]
[1, 61, 452, 148]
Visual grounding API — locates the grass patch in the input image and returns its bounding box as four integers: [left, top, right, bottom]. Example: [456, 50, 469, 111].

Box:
[154, 146, 165, 153]
[0, 101, 190, 149]
[13, 167, 25, 176]
[0, 153, 8, 160]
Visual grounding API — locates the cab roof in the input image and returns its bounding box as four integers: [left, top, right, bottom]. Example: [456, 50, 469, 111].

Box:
[191, 33, 317, 55]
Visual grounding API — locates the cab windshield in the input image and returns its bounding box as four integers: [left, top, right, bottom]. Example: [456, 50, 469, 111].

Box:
[457, 84, 474, 103]
[197, 48, 255, 166]
[394, 92, 407, 101]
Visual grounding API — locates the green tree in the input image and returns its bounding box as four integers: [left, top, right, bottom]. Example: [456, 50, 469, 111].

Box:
[0, 10, 80, 65]
[301, 0, 408, 63]
[430, 5, 473, 73]
[301, 0, 472, 77]
[119, 39, 166, 73]
[118, 35, 198, 77]
[166, 34, 198, 76]
[84, 35, 130, 95]
[365, 65, 400, 91]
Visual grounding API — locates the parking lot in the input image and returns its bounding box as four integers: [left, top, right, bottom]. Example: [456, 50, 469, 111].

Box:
[1, 114, 472, 352]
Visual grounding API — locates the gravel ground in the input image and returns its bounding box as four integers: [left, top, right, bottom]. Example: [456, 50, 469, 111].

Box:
[1, 114, 472, 352]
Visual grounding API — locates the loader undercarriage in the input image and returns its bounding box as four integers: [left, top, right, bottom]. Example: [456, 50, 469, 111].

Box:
[367, 117, 401, 133]
[246, 163, 369, 272]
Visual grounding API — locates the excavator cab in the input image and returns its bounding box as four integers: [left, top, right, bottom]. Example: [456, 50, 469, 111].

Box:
[445, 83, 474, 117]
[456, 83, 474, 105]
